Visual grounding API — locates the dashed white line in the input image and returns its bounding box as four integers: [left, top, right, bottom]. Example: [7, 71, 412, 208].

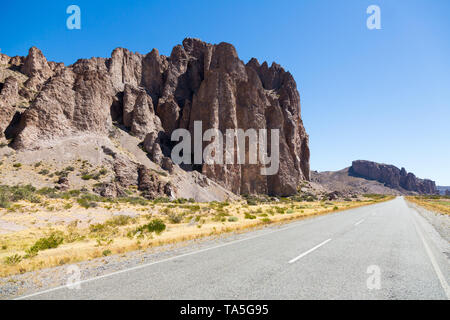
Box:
[14, 217, 328, 300]
[288, 239, 332, 264]
[354, 219, 365, 226]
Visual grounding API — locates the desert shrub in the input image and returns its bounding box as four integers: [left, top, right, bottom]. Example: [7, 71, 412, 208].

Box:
[102, 249, 112, 256]
[167, 212, 184, 224]
[244, 213, 257, 220]
[0, 185, 40, 208]
[38, 169, 50, 175]
[27, 233, 64, 255]
[172, 198, 195, 204]
[286, 209, 294, 214]
[106, 215, 134, 226]
[261, 218, 272, 224]
[131, 219, 166, 236]
[275, 206, 286, 214]
[4, 254, 22, 265]
[89, 223, 108, 233]
[228, 216, 238, 222]
[63, 203, 73, 210]
[77, 198, 98, 209]
[182, 204, 201, 213]
[0, 193, 11, 209]
[152, 197, 171, 204]
[81, 174, 93, 180]
[363, 194, 387, 200]
[13, 163, 22, 168]
[333, 206, 339, 211]
[118, 197, 148, 206]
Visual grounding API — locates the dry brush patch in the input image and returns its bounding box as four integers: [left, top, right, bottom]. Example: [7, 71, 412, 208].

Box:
[406, 195, 450, 215]
[0, 191, 393, 277]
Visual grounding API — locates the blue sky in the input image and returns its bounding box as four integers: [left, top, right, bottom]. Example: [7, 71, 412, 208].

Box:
[1, 0, 449, 185]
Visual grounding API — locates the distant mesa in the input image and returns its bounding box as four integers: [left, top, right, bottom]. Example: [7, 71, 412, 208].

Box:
[437, 186, 450, 196]
[349, 160, 437, 194]
[311, 160, 438, 196]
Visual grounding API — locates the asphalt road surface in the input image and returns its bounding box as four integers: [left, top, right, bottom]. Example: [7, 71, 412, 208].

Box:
[19, 197, 449, 300]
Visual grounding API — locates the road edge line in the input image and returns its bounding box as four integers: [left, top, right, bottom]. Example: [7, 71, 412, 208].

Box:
[411, 215, 450, 300]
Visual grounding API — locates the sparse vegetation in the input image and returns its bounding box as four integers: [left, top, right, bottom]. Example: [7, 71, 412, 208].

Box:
[406, 195, 450, 215]
[0, 189, 390, 277]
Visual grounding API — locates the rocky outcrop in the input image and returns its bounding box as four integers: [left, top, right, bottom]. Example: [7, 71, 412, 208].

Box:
[350, 160, 437, 194]
[0, 39, 310, 196]
[0, 76, 20, 141]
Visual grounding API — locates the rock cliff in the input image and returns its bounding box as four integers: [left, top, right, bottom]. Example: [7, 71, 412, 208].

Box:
[0, 39, 310, 197]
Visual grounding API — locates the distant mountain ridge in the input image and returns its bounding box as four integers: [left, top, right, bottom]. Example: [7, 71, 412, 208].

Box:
[350, 160, 437, 194]
[312, 160, 438, 196]
[437, 186, 450, 195]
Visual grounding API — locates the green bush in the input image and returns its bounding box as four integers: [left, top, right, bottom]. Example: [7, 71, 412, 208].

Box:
[27, 233, 64, 255]
[132, 219, 166, 236]
[228, 216, 238, 222]
[261, 218, 272, 224]
[0, 184, 40, 208]
[13, 163, 22, 168]
[275, 206, 286, 214]
[77, 197, 97, 209]
[244, 213, 257, 220]
[81, 174, 93, 180]
[38, 169, 50, 175]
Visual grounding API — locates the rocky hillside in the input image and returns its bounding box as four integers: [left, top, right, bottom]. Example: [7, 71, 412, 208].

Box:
[311, 168, 403, 196]
[350, 160, 437, 194]
[312, 161, 438, 196]
[0, 39, 310, 198]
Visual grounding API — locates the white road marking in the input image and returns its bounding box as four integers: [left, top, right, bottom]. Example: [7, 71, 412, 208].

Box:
[288, 239, 332, 264]
[14, 217, 333, 300]
[13, 200, 391, 300]
[411, 216, 450, 300]
[355, 219, 365, 226]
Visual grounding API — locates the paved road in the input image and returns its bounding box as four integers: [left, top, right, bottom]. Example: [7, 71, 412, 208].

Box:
[20, 197, 449, 300]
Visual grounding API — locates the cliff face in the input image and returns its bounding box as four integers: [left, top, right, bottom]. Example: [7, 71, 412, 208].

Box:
[350, 160, 437, 194]
[0, 39, 310, 196]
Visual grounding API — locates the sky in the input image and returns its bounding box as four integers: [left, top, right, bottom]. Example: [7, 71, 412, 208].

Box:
[1, 0, 449, 185]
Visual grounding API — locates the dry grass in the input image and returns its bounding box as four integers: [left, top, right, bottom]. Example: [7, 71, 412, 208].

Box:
[406, 195, 450, 215]
[0, 194, 393, 277]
